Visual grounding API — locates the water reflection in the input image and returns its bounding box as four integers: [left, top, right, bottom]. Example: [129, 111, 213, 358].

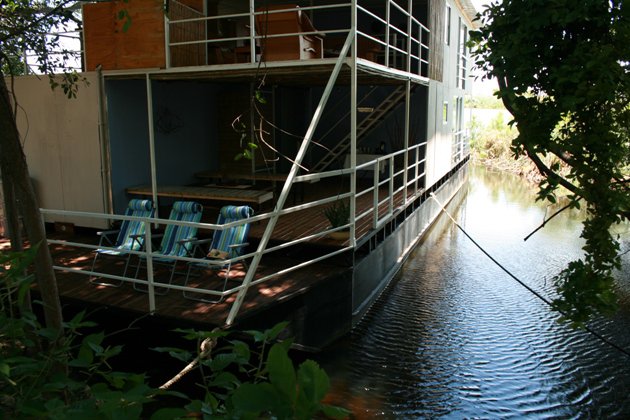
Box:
[319, 166, 630, 418]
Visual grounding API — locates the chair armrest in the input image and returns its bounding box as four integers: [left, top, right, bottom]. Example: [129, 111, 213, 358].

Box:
[96, 229, 120, 246]
[97, 229, 120, 236]
[177, 238, 212, 245]
[228, 242, 249, 250]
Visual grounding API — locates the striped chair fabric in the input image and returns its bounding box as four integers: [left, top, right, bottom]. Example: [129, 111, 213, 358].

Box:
[183, 205, 254, 303]
[209, 205, 254, 257]
[134, 201, 203, 293]
[154, 201, 204, 262]
[99, 199, 154, 256]
[90, 198, 154, 287]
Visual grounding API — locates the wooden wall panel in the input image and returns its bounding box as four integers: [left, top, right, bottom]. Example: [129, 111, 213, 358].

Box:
[169, 0, 206, 67]
[428, 0, 445, 82]
[83, 0, 166, 70]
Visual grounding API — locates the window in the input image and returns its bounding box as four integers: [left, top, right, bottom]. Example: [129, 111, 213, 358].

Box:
[456, 18, 468, 88]
[443, 101, 449, 124]
[445, 6, 451, 45]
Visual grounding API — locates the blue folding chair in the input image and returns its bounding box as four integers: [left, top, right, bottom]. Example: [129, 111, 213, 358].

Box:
[89, 199, 154, 287]
[183, 205, 254, 302]
[133, 201, 203, 294]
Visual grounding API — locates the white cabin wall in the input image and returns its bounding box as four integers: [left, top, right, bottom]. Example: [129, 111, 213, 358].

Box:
[13, 73, 108, 228]
[425, 0, 472, 188]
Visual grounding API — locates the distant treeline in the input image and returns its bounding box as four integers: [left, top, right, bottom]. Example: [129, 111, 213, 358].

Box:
[466, 95, 504, 110]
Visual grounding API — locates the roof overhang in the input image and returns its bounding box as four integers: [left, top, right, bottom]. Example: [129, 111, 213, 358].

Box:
[455, 0, 481, 29]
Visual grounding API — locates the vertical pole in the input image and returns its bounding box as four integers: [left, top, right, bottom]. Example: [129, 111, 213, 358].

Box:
[144, 224, 155, 312]
[203, 0, 208, 65]
[385, 1, 391, 68]
[372, 162, 379, 229]
[403, 79, 410, 204]
[414, 146, 419, 196]
[96, 66, 113, 217]
[164, 18, 171, 68]
[406, 1, 412, 73]
[388, 155, 394, 215]
[249, 0, 256, 63]
[145, 74, 159, 219]
[350, 0, 357, 247]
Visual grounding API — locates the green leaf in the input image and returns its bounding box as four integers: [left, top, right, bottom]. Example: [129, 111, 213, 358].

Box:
[320, 404, 351, 419]
[122, 17, 132, 33]
[231, 383, 277, 414]
[150, 408, 189, 420]
[266, 343, 297, 403]
[297, 360, 329, 404]
[0, 362, 11, 377]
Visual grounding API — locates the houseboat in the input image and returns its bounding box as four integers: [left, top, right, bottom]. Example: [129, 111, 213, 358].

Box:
[10, 0, 476, 350]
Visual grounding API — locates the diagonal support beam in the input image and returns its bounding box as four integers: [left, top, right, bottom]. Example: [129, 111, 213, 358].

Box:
[226, 31, 356, 326]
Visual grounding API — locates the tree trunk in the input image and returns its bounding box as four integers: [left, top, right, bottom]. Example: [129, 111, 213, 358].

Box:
[0, 72, 63, 332]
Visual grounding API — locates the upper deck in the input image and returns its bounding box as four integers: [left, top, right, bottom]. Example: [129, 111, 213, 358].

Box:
[82, 0, 442, 81]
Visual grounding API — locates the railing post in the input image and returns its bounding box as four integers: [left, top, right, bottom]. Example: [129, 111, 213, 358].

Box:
[385, 0, 390, 67]
[388, 155, 394, 215]
[414, 146, 419, 196]
[406, 0, 412, 74]
[350, 0, 357, 246]
[144, 225, 156, 312]
[145, 74, 159, 220]
[249, 0, 256, 63]
[403, 79, 410, 204]
[373, 162, 379, 229]
[164, 17, 171, 68]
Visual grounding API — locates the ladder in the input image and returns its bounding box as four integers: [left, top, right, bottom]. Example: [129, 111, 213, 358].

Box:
[311, 84, 409, 173]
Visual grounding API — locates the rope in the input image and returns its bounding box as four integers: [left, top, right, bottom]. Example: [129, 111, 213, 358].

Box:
[430, 193, 630, 359]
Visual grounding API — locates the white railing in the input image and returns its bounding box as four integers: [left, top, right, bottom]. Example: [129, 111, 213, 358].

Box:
[165, 0, 430, 78]
[42, 142, 428, 325]
[10, 30, 84, 74]
[452, 129, 470, 164]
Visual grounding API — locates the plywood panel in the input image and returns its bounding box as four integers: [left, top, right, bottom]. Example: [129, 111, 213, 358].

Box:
[14, 73, 108, 228]
[428, 0, 445, 82]
[169, 0, 206, 67]
[83, 0, 166, 70]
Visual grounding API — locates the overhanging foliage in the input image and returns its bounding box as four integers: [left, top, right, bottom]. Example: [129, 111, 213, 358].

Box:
[470, 0, 630, 325]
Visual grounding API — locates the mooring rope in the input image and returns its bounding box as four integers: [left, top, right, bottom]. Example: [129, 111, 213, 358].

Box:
[430, 193, 630, 359]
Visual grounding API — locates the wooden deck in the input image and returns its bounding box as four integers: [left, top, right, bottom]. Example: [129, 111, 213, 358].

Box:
[12, 177, 415, 334]
[42, 230, 350, 330]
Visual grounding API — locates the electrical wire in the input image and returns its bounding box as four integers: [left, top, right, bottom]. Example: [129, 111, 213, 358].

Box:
[430, 193, 630, 359]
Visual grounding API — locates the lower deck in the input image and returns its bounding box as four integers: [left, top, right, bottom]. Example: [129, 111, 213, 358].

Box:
[11, 160, 468, 349]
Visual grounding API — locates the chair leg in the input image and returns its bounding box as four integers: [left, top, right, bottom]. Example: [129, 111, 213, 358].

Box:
[133, 259, 174, 296]
[89, 252, 123, 287]
[183, 263, 224, 303]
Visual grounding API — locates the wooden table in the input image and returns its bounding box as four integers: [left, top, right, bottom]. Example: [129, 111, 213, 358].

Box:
[194, 170, 291, 183]
[194, 170, 310, 203]
[126, 185, 274, 205]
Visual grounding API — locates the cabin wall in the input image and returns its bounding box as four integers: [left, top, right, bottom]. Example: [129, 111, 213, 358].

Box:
[106, 80, 217, 214]
[83, 0, 166, 71]
[425, 0, 472, 188]
[12, 73, 108, 228]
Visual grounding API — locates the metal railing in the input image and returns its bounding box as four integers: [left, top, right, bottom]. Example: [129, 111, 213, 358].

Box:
[165, 0, 430, 78]
[452, 129, 470, 164]
[10, 30, 84, 74]
[42, 142, 428, 325]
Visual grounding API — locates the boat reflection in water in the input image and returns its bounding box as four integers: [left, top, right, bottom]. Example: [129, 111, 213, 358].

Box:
[318, 166, 630, 418]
